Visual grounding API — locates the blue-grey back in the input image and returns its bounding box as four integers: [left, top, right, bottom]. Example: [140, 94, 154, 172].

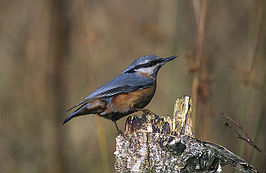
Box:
[84, 73, 154, 101]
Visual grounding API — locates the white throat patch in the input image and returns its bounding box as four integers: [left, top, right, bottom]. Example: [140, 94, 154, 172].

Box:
[135, 65, 160, 76]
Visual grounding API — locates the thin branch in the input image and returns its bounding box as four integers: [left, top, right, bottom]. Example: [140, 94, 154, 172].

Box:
[222, 112, 265, 157]
[222, 112, 251, 141]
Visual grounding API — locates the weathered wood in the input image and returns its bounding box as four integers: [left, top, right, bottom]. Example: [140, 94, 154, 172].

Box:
[114, 96, 258, 172]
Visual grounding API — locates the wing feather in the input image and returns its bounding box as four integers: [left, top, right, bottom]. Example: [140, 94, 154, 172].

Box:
[67, 73, 153, 111]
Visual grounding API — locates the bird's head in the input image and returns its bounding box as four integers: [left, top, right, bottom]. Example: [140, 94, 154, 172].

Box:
[123, 55, 177, 78]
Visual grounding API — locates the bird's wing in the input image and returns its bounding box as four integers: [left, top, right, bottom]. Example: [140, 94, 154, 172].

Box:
[67, 73, 154, 111]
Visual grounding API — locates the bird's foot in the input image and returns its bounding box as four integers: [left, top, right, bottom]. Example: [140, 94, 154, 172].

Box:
[117, 130, 123, 135]
[113, 121, 123, 135]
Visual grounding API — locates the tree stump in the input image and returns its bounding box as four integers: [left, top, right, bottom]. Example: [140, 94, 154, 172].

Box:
[114, 96, 257, 172]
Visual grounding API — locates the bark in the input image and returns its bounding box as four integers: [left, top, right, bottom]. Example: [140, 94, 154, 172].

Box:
[114, 96, 258, 173]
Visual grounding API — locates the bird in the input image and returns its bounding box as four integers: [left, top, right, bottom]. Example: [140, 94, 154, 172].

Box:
[63, 55, 177, 132]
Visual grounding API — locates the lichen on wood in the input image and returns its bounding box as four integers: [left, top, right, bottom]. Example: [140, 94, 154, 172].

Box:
[114, 96, 257, 172]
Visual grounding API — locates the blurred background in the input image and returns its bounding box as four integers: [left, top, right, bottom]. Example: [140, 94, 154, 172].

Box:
[0, 0, 265, 172]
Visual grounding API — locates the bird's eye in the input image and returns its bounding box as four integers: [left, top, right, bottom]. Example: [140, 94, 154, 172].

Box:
[148, 61, 157, 67]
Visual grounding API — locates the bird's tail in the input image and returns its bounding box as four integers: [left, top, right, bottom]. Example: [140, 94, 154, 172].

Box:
[66, 100, 86, 112]
[63, 104, 87, 124]
[63, 99, 106, 124]
[62, 113, 75, 124]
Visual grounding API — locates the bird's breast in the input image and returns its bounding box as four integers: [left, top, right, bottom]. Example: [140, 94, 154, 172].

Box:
[111, 84, 155, 112]
[102, 83, 156, 115]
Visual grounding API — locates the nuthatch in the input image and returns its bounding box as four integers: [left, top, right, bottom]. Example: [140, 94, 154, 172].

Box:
[63, 55, 177, 132]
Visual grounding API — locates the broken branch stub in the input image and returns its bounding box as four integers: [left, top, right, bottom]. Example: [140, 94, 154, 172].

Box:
[114, 96, 257, 172]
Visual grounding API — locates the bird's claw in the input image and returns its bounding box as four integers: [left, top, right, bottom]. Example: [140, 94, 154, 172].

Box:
[117, 130, 123, 135]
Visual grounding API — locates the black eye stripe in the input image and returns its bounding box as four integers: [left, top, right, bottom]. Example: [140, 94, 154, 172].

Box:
[126, 59, 163, 73]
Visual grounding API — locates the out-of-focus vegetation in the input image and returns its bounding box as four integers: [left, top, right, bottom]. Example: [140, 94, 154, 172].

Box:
[0, 0, 265, 172]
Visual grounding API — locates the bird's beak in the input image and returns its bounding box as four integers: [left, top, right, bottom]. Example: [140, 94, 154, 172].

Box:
[161, 56, 177, 64]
